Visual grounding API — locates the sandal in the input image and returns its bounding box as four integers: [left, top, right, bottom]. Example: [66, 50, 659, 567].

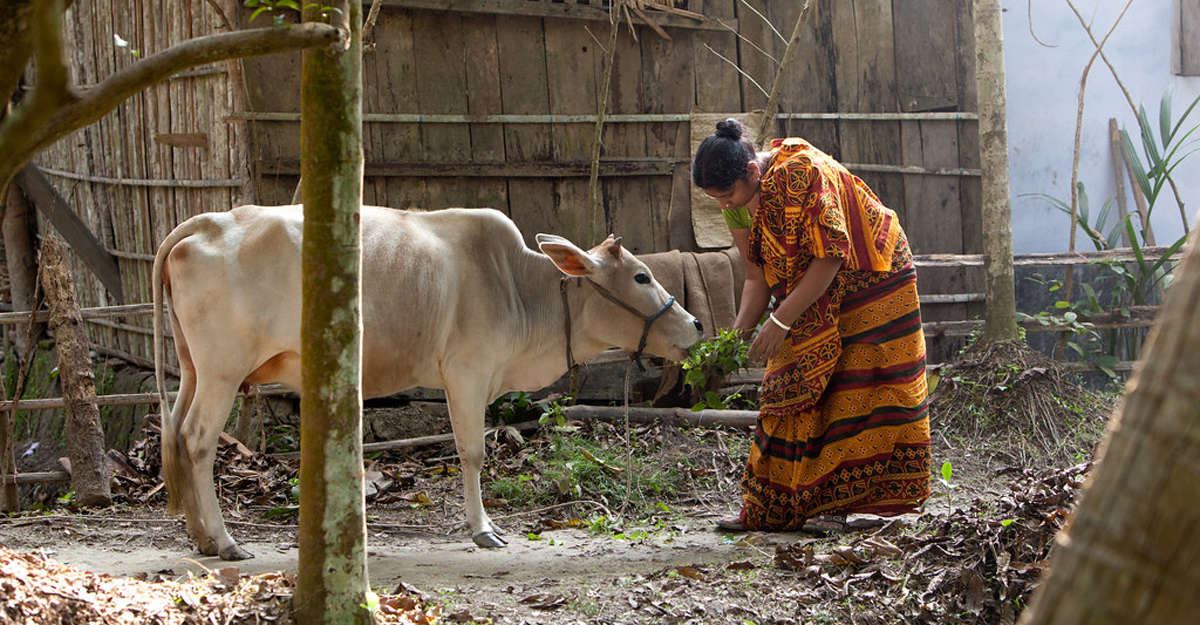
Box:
[802, 514, 848, 534]
[716, 514, 746, 532]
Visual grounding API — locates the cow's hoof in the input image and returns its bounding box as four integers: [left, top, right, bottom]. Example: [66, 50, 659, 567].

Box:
[472, 531, 508, 548]
[219, 544, 256, 561]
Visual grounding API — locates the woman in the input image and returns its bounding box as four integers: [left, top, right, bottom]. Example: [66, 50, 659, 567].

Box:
[692, 119, 931, 532]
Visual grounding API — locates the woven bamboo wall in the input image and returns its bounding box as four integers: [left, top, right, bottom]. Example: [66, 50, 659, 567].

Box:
[35, 0, 250, 367]
[32, 0, 982, 366]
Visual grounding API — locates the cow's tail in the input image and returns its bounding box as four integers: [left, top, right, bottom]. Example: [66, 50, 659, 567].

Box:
[153, 223, 193, 518]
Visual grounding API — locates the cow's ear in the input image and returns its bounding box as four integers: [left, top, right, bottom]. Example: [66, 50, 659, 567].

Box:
[537, 234, 598, 277]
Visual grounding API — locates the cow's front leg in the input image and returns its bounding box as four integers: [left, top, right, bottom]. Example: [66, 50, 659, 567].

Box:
[444, 382, 507, 548]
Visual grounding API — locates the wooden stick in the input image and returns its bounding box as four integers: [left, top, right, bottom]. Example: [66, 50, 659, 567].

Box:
[563, 404, 757, 429]
[1109, 118, 1131, 247]
[272, 419, 546, 459]
[2, 470, 71, 486]
[755, 0, 814, 144]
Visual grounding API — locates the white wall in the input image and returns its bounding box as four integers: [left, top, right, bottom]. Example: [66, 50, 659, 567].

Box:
[1002, 0, 1200, 253]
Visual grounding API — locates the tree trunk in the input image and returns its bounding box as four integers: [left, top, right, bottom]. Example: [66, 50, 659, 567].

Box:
[972, 0, 1020, 342]
[39, 236, 110, 507]
[3, 182, 43, 353]
[1018, 223, 1200, 623]
[293, 3, 370, 624]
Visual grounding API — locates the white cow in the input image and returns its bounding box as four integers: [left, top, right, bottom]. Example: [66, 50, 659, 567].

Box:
[153, 204, 703, 560]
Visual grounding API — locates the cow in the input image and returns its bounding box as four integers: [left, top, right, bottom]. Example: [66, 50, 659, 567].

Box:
[153, 204, 703, 560]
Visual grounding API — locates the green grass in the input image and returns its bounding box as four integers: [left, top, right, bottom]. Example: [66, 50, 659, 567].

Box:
[487, 429, 695, 518]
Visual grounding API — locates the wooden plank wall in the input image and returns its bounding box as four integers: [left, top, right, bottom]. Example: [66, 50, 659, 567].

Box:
[34, 0, 249, 368]
[33, 0, 982, 366]
[739, 0, 985, 362]
[244, 0, 747, 254]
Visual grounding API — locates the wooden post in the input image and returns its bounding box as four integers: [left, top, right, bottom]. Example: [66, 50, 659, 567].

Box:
[754, 0, 814, 145]
[39, 236, 111, 507]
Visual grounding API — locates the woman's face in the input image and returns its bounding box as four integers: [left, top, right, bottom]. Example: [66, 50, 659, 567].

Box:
[702, 161, 761, 210]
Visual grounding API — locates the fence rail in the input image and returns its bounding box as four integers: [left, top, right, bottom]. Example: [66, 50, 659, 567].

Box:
[0, 246, 1174, 418]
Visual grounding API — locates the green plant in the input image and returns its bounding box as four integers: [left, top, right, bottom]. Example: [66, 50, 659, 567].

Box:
[487, 391, 575, 427]
[486, 431, 690, 513]
[487, 391, 537, 425]
[1016, 275, 1116, 375]
[937, 461, 958, 512]
[681, 329, 750, 410]
[537, 393, 574, 428]
[1025, 87, 1197, 377]
[263, 424, 298, 454]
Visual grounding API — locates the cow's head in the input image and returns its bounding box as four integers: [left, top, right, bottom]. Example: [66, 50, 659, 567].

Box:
[537, 234, 703, 362]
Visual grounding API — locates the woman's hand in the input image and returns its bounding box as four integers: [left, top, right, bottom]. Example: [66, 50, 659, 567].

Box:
[748, 321, 788, 364]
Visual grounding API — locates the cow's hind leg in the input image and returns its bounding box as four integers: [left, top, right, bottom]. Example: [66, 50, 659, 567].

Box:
[179, 380, 253, 560]
[444, 381, 506, 548]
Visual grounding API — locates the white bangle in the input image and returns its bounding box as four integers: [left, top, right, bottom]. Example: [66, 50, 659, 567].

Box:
[768, 312, 791, 331]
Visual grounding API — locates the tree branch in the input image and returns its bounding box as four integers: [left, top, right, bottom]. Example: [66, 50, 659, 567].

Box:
[0, 22, 343, 191]
[0, 1, 39, 106]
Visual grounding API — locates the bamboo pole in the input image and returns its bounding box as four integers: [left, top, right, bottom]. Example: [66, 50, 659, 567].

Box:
[39, 167, 248, 188]
[229, 111, 979, 124]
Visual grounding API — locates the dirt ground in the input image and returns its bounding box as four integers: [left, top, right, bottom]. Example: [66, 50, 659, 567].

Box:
[1, 346, 1115, 624]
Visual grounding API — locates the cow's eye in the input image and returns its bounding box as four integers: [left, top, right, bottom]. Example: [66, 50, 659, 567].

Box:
[635, 272, 651, 284]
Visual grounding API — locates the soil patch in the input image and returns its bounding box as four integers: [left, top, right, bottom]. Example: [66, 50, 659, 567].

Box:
[1, 344, 1116, 624]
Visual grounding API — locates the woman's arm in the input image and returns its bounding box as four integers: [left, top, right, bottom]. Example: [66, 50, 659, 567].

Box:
[747, 256, 843, 364]
[729, 228, 770, 340]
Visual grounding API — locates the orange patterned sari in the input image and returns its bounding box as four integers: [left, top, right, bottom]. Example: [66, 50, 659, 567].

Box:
[740, 138, 930, 530]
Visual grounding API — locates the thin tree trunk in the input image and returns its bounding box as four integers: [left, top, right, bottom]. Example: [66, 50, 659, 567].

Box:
[0, 357, 16, 511]
[3, 182, 43, 353]
[39, 236, 110, 506]
[972, 0, 1019, 342]
[1018, 223, 1200, 623]
[293, 2, 370, 624]
[1, 181, 38, 511]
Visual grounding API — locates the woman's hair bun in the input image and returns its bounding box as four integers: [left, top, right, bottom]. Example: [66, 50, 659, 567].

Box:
[715, 118, 744, 140]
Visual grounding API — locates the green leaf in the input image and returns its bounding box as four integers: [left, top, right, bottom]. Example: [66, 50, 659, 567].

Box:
[262, 505, 299, 519]
[1159, 85, 1173, 149]
[1120, 128, 1153, 200]
[940, 461, 953, 483]
[1137, 103, 1162, 170]
[1125, 219, 1144, 262]
[1167, 91, 1200, 144]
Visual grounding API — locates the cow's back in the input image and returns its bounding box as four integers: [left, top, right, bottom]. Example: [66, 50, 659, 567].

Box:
[165, 205, 535, 398]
